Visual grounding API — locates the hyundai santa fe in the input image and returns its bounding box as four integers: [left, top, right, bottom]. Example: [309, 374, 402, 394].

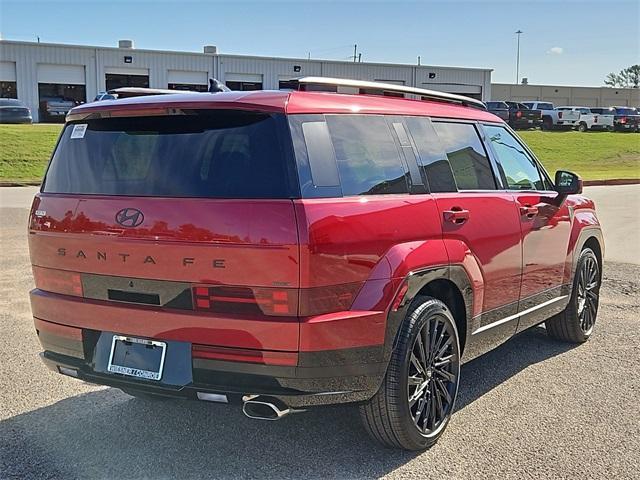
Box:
[28, 77, 603, 450]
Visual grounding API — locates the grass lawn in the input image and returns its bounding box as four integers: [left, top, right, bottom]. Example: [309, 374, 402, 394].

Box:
[0, 124, 62, 182]
[518, 130, 640, 180]
[0, 123, 638, 183]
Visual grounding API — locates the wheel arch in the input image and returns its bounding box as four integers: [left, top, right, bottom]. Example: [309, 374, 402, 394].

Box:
[385, 265, 473, 363]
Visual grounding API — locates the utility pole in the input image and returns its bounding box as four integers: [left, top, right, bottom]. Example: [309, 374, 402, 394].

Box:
[417, 55, 421, 66]
[353, 44, 357, 62]
[515, 30, 523, 84]
[358, 53, 362, 63]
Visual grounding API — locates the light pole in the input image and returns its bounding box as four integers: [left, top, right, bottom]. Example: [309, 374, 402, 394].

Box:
[515, 30, 523, 84]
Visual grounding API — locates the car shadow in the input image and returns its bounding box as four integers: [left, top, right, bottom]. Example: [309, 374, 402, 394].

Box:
[1, 326, 576, 479]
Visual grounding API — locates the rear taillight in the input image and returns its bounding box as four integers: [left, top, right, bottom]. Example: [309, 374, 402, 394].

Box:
[192, 282, 362, 317]
[621, 117, 627, 124]
[193, 286, 298, 317]
[32, 266, 83, 297]
[516, 111, 522, 118]
[558, 111, 563, 119]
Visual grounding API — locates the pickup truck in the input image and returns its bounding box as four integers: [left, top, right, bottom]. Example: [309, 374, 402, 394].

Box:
[39, 96, 77, 123]
[591, 107, 640, 132]
[486, 101, 542, 129]
[557, 106, 613, 132]
[522, 101, 580, 130]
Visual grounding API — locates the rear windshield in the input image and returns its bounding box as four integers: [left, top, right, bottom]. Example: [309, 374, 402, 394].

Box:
[43, 112, 295, 198]
[615, 107, 636, 115]
[536, 103, 554, 110]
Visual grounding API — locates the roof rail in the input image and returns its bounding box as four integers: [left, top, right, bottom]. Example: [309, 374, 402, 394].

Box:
[296, 77, 486, 110]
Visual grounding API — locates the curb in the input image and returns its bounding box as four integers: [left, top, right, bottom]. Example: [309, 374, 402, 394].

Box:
[582, 179, 640, 186]
[0, 181, 41, 187]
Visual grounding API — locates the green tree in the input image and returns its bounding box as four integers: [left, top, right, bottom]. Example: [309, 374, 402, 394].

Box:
[604, 65, 640, 88]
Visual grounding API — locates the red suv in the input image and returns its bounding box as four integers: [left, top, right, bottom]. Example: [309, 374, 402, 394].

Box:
[28, 78, 603, 450]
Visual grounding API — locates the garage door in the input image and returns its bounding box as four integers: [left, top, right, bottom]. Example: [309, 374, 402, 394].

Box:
[37, 64, 85, 84]
[168, 70, 207, 85]
[0, 61, 17, 82]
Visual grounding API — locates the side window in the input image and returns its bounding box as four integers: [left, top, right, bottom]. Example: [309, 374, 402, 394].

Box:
[404, 116, 457, 192]
[325, 115, 409, 196]
[483, 125, 544, 190]
[432, 122, 496, 190]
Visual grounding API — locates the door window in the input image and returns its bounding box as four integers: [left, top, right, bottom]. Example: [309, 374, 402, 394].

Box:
[432, 122, 496, 190]
[483, 125, 545, 190]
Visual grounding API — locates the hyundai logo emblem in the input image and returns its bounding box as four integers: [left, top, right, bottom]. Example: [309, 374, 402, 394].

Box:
[115, 208, 144, 228]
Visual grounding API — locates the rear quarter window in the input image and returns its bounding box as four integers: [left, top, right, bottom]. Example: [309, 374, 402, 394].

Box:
[325, 115, 409, 196]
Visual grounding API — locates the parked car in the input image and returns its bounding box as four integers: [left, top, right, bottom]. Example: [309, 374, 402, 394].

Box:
[590, 106, 639, 132]
[0, 98, 32, 123]
[93, 92, 117, 102]
[28, 78, 603, 451]
[487, 101, 542, 129]
[39, 96, 77, 122]
[522, 101, 581, 130]
[557, 106, 613, 132]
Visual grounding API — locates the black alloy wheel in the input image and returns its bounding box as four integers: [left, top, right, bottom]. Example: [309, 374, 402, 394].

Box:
[407, 312, 458, 436]
[546, 247, 601, 343]
[360, 297, 461, 450]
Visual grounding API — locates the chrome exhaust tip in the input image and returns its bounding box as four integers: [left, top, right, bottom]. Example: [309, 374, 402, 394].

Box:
[242, 395, 300, 420]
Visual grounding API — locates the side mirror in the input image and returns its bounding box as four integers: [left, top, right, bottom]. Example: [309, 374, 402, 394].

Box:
[555, 170, 583, 195]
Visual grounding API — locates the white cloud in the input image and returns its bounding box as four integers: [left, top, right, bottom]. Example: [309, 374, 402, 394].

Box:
[547, 47, 564, 55]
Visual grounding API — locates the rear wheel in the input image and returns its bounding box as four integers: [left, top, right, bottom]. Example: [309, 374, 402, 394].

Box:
[541, 117, 553, 131]
[546, 248, 600, 343]
[578, 122, 588, 132]
[359, 298, 460, 450]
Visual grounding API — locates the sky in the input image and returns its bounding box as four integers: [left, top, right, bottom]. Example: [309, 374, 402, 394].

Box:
[1, 0, 638, 87]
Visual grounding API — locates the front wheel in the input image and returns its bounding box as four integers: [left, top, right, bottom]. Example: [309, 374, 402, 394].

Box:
[546, 247, 600, 343]
[578, 122, 588, 133]
[359, 297, 461, 450]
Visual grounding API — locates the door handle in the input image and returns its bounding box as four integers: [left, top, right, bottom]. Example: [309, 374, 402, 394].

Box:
[519, 204, 539, 219]
[443, 208, 470, 224]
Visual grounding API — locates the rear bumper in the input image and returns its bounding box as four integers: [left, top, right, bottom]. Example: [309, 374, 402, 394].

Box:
[31, 290, 388, 408]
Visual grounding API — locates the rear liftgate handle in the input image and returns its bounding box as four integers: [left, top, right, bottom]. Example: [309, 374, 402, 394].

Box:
[443, 207, 470, 225]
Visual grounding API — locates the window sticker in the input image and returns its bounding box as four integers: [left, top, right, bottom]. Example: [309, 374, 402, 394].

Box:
[70, 124, 88, 139]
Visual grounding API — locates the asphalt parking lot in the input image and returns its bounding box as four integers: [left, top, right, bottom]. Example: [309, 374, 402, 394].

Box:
[1, 186, 639, 480]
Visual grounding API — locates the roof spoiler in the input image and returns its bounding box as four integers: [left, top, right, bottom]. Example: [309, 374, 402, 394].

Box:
[296, 76, 487, 110]
[107, 79, 230, 98]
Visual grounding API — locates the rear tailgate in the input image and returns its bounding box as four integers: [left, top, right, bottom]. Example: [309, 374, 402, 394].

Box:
[29, 110, 301, 352]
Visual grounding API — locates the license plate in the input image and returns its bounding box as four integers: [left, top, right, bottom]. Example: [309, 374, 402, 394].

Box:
[528, 119, 533, 123]
[107, 335, 167, 381]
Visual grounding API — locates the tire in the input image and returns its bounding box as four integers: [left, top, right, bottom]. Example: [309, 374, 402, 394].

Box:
[359, 297, 461, 450]
[578, 122, 588, 133]
[541, 117, 553, 131]
[546, 248, 600, 343]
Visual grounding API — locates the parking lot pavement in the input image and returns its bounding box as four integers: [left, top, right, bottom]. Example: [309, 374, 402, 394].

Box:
[1, 186, 639, 479]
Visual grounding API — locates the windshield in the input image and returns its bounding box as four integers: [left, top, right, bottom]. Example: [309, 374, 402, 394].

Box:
[0, 99, 22, 107]
[43, 111, 296, 198]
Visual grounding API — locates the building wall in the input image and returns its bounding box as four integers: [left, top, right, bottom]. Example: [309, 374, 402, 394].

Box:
[492, 83, 639, 107]
[0, 39, 492, 121]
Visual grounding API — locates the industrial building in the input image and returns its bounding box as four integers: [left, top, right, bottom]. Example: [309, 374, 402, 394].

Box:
[0, 39, 493, 122]
[492, 82, 639, 108]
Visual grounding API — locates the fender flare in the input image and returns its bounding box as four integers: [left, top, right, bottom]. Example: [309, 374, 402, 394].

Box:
[382, 264, 474, 367]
